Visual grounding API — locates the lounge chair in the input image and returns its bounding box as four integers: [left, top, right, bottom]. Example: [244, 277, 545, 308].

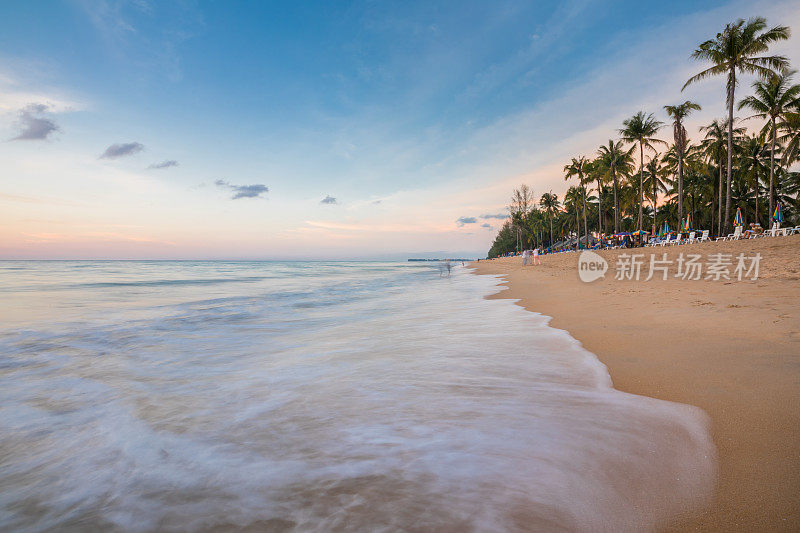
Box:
[717, 226, 742, 241]
[698, 230, 709, 242]
[764, 222, 779, 237]
[687, 231, 696, 243]
[669, 234, 683, 246]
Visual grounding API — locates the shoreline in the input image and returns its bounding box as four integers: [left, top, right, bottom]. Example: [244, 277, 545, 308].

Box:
[470, 236, 800, 532]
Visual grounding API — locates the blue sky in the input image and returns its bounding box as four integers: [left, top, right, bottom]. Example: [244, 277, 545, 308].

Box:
[1, 0, 798, 259]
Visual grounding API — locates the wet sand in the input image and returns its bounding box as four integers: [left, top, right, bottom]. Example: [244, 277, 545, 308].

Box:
[471, 235, 800, 532]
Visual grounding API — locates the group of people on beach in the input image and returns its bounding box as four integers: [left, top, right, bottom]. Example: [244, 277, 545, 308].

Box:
[521, 248, 541, 266]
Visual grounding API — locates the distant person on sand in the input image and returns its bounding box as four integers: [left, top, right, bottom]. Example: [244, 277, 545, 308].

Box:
[532, 247, 541, 265]
[522, 249, 530, 265]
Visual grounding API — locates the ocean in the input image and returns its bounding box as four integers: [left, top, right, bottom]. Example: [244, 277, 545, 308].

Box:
[0, 261, 715, 532]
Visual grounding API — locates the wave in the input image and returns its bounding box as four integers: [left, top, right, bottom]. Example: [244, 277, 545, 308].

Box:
[0, 262, 715, 532]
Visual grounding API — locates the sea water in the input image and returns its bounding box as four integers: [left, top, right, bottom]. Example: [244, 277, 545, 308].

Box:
[0, 261, 715, 532]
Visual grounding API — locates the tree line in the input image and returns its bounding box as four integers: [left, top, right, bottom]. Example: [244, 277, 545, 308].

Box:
[489, 17, 800, 259]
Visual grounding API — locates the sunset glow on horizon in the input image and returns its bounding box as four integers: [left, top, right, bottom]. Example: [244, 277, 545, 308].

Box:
[2, 0, 799, 259]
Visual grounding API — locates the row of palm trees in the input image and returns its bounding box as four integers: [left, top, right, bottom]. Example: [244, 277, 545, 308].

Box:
[488, 16, 800, 258]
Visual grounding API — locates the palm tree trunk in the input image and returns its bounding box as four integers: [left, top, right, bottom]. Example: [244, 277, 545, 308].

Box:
[718, 157, 723, 236]
[769, 117, 776, 220]
[754, 172, 760, 227]
[596, 179, 603, 235]
[711, 173, 716, 234]
[575, 206, 580, 250]
[612, 170, 619, 233]
[652, 180, 658, 236]
[724, 71, 735, 234]
[582, 185, 589, 246]
[638, 142, 644, 231]
[549, 216, 553, 248]
[678, 149, 684, 226]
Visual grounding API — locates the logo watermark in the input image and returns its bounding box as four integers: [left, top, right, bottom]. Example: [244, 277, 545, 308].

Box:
[578, 251, 608, 283]
[578, 252, 761, 282]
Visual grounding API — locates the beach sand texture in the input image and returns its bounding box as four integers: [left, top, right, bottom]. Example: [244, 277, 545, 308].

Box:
[471, 235, 800, 532]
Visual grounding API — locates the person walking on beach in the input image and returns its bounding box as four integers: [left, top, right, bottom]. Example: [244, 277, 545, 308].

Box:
[522, 249, 530, 266]
[532, 247, 541, 265]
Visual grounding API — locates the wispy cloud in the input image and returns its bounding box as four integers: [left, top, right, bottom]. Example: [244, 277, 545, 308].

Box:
[481, 223, 492, 229]
[321, 195, 338, 204]
[480, 213, 507, 220]
[148, 159, 178, 169]
[10, 103, 60, 140]
[76, 0, 203, 83]
[215, 179, 269, 199]
[100, 142, 144, 159]
[456, 216, 477, 226]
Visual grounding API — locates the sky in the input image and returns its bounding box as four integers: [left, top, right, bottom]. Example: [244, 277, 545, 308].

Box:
[1, 0, 799, 259]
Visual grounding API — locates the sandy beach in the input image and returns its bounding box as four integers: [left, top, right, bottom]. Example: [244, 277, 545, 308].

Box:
[471, 236, 800, 532]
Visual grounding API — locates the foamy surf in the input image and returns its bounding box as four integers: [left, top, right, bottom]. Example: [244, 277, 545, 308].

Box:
[0, 261, 715, 531]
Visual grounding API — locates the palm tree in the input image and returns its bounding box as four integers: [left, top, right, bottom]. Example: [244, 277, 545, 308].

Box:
[700, 119, 746, 235]
[597, 140, 634, 233]
[739, 134, 770, 226]
[738, 70, 800, 218]
[780, 108, 800, 171]
[644, 153, 667, 235]
[699, 119, 727, 236]
[564, 186, 584, 249]
[683, 144, 715, 230]
[683, 17, 790, 233]
[620, 111, 667, 231]
[664, 101, 701, 226]
[585, 159, 605, 235]
[539, 191, 560, 248]
[563, 156, 590, 241]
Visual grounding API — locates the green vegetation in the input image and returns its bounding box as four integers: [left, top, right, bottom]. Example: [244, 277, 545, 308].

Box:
[488, 16, 799, 259]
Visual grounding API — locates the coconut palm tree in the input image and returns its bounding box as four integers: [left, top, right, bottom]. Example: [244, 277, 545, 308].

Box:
[664, 101, 701, 226]
[620, 111, 667, 231]
[539, 191, 560, 248]
[683, 144, 715, 230]
[597, 140, 634, 233]
[683, 16, 790, 233]
[738, 70, 800, 218]
[781, 109, 800, 167]
[564, 186, 584, 249]
[699, 120, 727, 236]
[644, 153, 667, 235]
[739, 134, 770, 226]
[699, 119, 746, 236]
[563, 156, 590, 241]
[585, 159, 605, 235]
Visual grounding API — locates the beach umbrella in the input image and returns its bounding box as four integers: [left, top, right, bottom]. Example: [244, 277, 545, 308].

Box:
[733, 207, 743, 227]
[663, 221, 670, 235]
[683, 214, 692, 232]
[773, 203, 783, 226]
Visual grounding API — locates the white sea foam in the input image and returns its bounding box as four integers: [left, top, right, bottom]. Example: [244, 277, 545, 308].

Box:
[0, 261, 715, 531]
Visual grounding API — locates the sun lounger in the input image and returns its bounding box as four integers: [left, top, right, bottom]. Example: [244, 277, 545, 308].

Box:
[699, 230, 709, 242]
[716, 226, 740, 241]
